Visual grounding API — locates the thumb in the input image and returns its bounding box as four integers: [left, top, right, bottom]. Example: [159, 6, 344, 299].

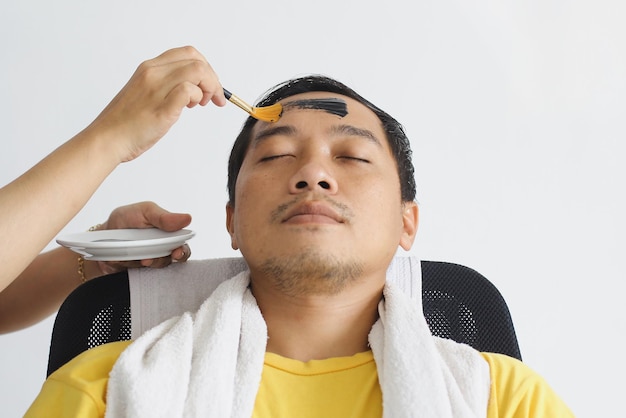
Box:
[155, 211, 192, 232]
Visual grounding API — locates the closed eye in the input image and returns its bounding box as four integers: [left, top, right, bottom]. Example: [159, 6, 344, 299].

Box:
[338, 156, 370, 163]
[260, 154, 294, 162]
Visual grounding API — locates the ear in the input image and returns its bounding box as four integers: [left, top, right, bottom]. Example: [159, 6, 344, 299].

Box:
[399, 201, 419, 251]
[225, 203, 239, 250]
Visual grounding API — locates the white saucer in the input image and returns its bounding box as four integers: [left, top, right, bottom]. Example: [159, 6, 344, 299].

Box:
[56, 228, 195, 261]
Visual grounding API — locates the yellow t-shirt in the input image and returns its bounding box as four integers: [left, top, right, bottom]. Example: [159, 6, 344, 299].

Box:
[25, 340, 574, 417]
[253, 351, 381, 418]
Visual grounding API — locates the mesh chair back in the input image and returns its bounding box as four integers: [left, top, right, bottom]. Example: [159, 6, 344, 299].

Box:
[47, 260, 521, 376]
[421, 261, 521, 359]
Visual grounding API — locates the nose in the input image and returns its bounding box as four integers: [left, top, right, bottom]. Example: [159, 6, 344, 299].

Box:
[289, 160, 338, 194]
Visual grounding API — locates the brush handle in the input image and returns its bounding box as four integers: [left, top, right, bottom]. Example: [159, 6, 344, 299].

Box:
[223, 88, 253, 114]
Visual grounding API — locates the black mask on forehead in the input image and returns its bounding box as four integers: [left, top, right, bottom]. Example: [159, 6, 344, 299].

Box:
[282, 97, 348, 118]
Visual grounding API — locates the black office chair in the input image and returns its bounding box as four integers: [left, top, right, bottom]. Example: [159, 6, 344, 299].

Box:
[46, 260, 522, 377]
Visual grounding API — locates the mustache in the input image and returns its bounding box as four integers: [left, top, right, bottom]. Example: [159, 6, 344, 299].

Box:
[270, 196, 354, 223]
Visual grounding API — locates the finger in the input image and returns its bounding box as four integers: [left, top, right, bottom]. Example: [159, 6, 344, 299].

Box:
[162, 73, 224, 113]
[171, 244, 191, 262]
[186, 84, 206, 108]
[160, 212, 193, 231]
[163, 52, 226, 107]
[105, 201, 156, 229]
[140, 255, 171, 269]
[100, 260, 145, 272]
[141, 203, 192, 231]
[146, 46, 207, 67]
[154, 57, 225, 107]
[126, 56, 222, 118]
[101, 255, 171, 271]
[143, 244, 190, 267]
[188, 85, 224, 108]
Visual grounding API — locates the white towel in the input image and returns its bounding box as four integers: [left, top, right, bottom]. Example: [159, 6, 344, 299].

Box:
[106, 271, 265, 418]
[110, 259, 490, 417]
[370, 284, 491, 417]
[129, 258, 249, 339]
[128, 256, 420, 339]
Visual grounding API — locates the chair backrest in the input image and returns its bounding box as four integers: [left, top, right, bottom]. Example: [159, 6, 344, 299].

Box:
[46, 260, 522, 377]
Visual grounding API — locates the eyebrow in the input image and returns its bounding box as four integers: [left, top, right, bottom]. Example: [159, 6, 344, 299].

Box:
[252, 124, 382, 148]
[252, 125, 297, 146]
[330, 124, 382, 147]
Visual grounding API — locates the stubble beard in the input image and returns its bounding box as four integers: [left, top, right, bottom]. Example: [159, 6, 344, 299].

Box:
[259, 249, 364, 297]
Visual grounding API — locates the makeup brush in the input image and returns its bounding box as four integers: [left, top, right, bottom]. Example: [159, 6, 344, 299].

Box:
[223, 88, 283, 122]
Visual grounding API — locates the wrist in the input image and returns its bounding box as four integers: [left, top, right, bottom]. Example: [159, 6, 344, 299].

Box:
[75, 122, 130, 167]
[77, 223, 105, 283]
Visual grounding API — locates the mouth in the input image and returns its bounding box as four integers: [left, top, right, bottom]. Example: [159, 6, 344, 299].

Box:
[282, 202, 345, 225]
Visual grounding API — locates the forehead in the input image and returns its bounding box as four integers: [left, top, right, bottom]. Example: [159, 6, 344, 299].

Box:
[251, 91, 385, 138]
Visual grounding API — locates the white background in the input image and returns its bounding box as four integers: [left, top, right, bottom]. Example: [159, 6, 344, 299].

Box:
[1, 1, 624, 416]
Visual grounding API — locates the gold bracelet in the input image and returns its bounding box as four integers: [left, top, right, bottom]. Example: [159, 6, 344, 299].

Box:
[77, 256, 87, 284]
[88, 224, 102, 232]
[77, 224, 102, 284]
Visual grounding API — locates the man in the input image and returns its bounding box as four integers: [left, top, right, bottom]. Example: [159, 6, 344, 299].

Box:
[26, 47, 574, 417]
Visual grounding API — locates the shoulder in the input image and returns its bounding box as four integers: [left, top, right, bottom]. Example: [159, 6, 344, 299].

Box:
[481, 351, 553, 390]
[25, 341, 132, 417]
[480, 352, 575, 418]
[51, 340, 133, 382]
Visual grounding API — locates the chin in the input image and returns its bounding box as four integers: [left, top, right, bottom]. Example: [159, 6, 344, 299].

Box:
[258, 249, 364, 296]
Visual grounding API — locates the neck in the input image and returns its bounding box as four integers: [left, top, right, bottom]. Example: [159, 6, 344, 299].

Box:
[250, 273, 385, 362]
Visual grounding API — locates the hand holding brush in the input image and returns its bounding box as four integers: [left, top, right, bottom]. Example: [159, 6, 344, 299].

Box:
[223, 88, 282, 122]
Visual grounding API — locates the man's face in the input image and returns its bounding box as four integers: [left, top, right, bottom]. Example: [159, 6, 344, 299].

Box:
[226, 91, 418, 295]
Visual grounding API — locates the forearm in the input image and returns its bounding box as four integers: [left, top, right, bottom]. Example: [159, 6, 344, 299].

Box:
[0, 246, 105, 334]
[0, 127, 122, 292]
[0, 46, 223, 294]
[0, 199, 194, 333]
